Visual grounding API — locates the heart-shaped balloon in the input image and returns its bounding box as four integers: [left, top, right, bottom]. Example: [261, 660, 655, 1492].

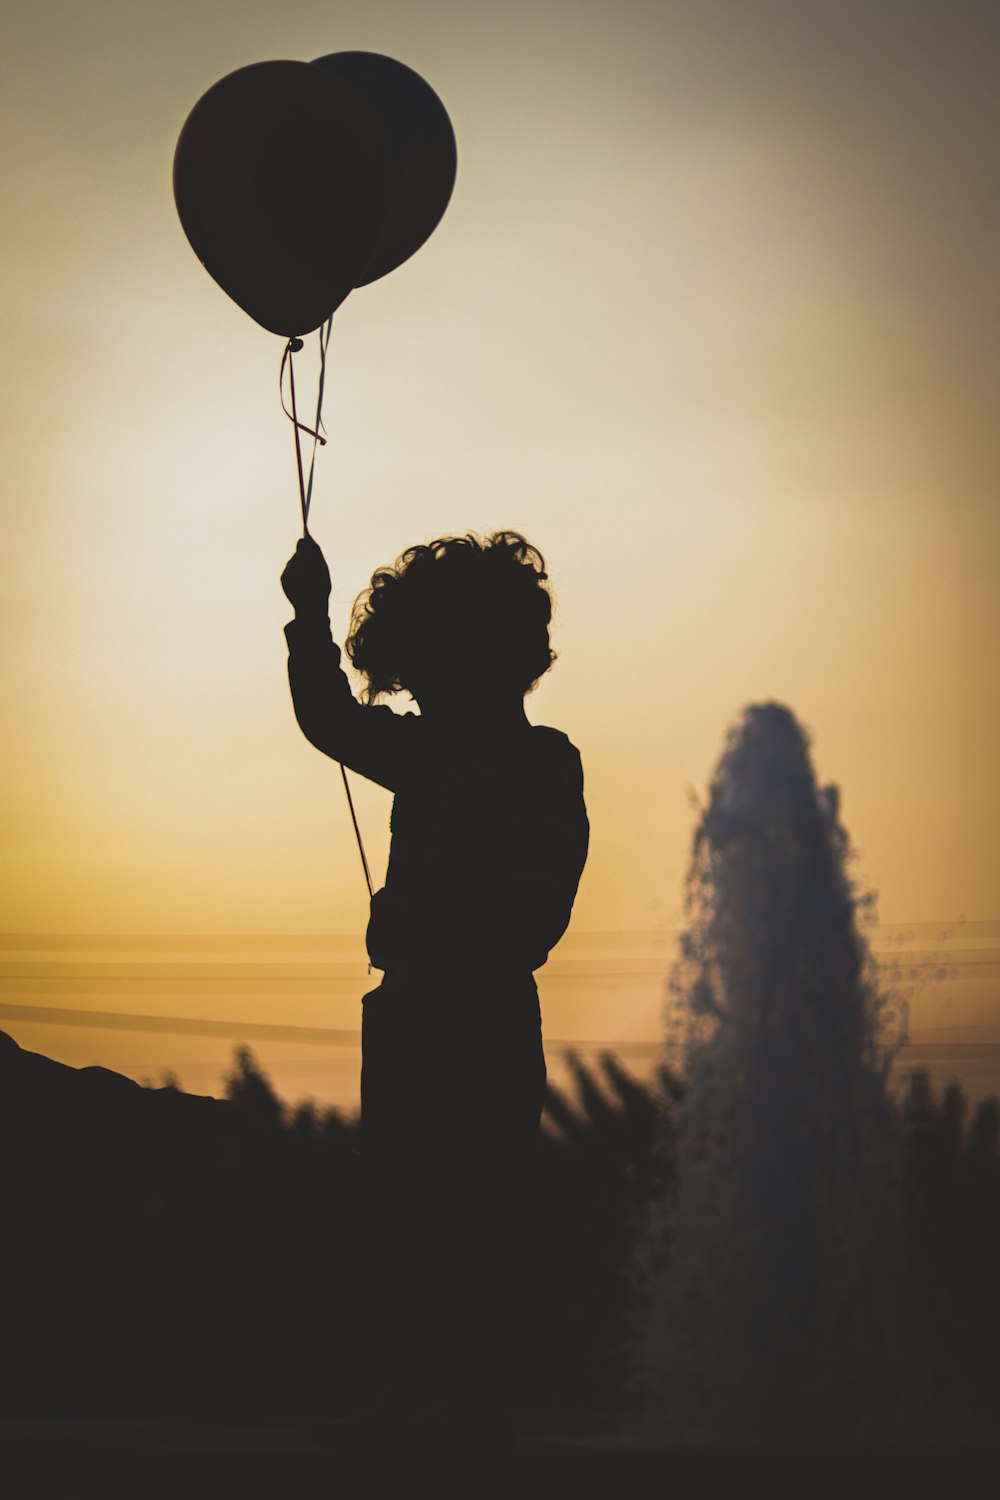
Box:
[174, 61, 388, 337]
[311, 52, 457, 288]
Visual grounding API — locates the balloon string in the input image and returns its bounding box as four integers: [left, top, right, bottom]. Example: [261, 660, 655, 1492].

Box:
[279, 331, 375, 910]
[279, 339, 327, 536]
[340, 763, 374, 900]
[305, 316, 334, 524]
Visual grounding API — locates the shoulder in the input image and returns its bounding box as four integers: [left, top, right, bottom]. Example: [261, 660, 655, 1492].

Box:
[529, 725, 585, 781]
[530, 724, 582, 756]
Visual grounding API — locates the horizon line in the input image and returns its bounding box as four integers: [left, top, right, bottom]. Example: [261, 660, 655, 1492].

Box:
[2, 918, 997, 944]
[4, 1002, 999, 1053]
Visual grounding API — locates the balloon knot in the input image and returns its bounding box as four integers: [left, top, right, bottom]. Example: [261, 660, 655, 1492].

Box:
[287, 337, 304, 353]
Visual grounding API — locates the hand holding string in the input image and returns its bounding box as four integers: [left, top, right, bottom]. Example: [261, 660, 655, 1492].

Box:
[281, 536, 332, 621]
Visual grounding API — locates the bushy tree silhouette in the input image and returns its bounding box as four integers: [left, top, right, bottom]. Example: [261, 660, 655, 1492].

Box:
[901, 1068, 1000, 1441]
[2, 1027, 999, 1443]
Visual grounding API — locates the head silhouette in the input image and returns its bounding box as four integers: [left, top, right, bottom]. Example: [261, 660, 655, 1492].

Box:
[346, 531, 554, 706]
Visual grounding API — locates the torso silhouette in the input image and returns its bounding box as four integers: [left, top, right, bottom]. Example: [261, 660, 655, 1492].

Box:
[285, 617, 589, 987]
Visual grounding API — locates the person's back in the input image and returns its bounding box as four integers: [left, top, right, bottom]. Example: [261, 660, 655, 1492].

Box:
[367, 717, 586, 977]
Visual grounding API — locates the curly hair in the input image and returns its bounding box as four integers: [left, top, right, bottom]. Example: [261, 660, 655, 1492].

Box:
[346, 531, 555, 703]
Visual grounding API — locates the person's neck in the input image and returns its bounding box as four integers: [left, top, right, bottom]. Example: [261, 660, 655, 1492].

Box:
[415, 692, 528, 732]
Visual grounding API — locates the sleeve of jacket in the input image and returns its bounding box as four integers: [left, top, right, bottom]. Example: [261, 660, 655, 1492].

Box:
[284, 616, 414, 792]
[520, 736, 590, 964]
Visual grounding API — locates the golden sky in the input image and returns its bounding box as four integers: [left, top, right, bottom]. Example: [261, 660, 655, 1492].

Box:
[1, 0, 997, 978]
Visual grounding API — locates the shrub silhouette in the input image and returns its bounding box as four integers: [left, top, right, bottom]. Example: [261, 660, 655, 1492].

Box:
[1, 1033, 998, 1439]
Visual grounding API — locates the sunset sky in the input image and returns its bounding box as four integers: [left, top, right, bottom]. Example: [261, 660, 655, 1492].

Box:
[1, 1, 997, 1097]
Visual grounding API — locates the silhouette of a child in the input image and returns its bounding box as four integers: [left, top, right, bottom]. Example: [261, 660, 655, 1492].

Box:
[281, 531, 589, 1439]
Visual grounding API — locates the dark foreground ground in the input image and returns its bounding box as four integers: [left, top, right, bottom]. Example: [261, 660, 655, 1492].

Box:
[5, 1033, 1000, 1484]
[2, 1418, 995, 1497]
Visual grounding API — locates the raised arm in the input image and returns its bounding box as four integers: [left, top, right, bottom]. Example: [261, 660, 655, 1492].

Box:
[281, 538, 414, 792]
